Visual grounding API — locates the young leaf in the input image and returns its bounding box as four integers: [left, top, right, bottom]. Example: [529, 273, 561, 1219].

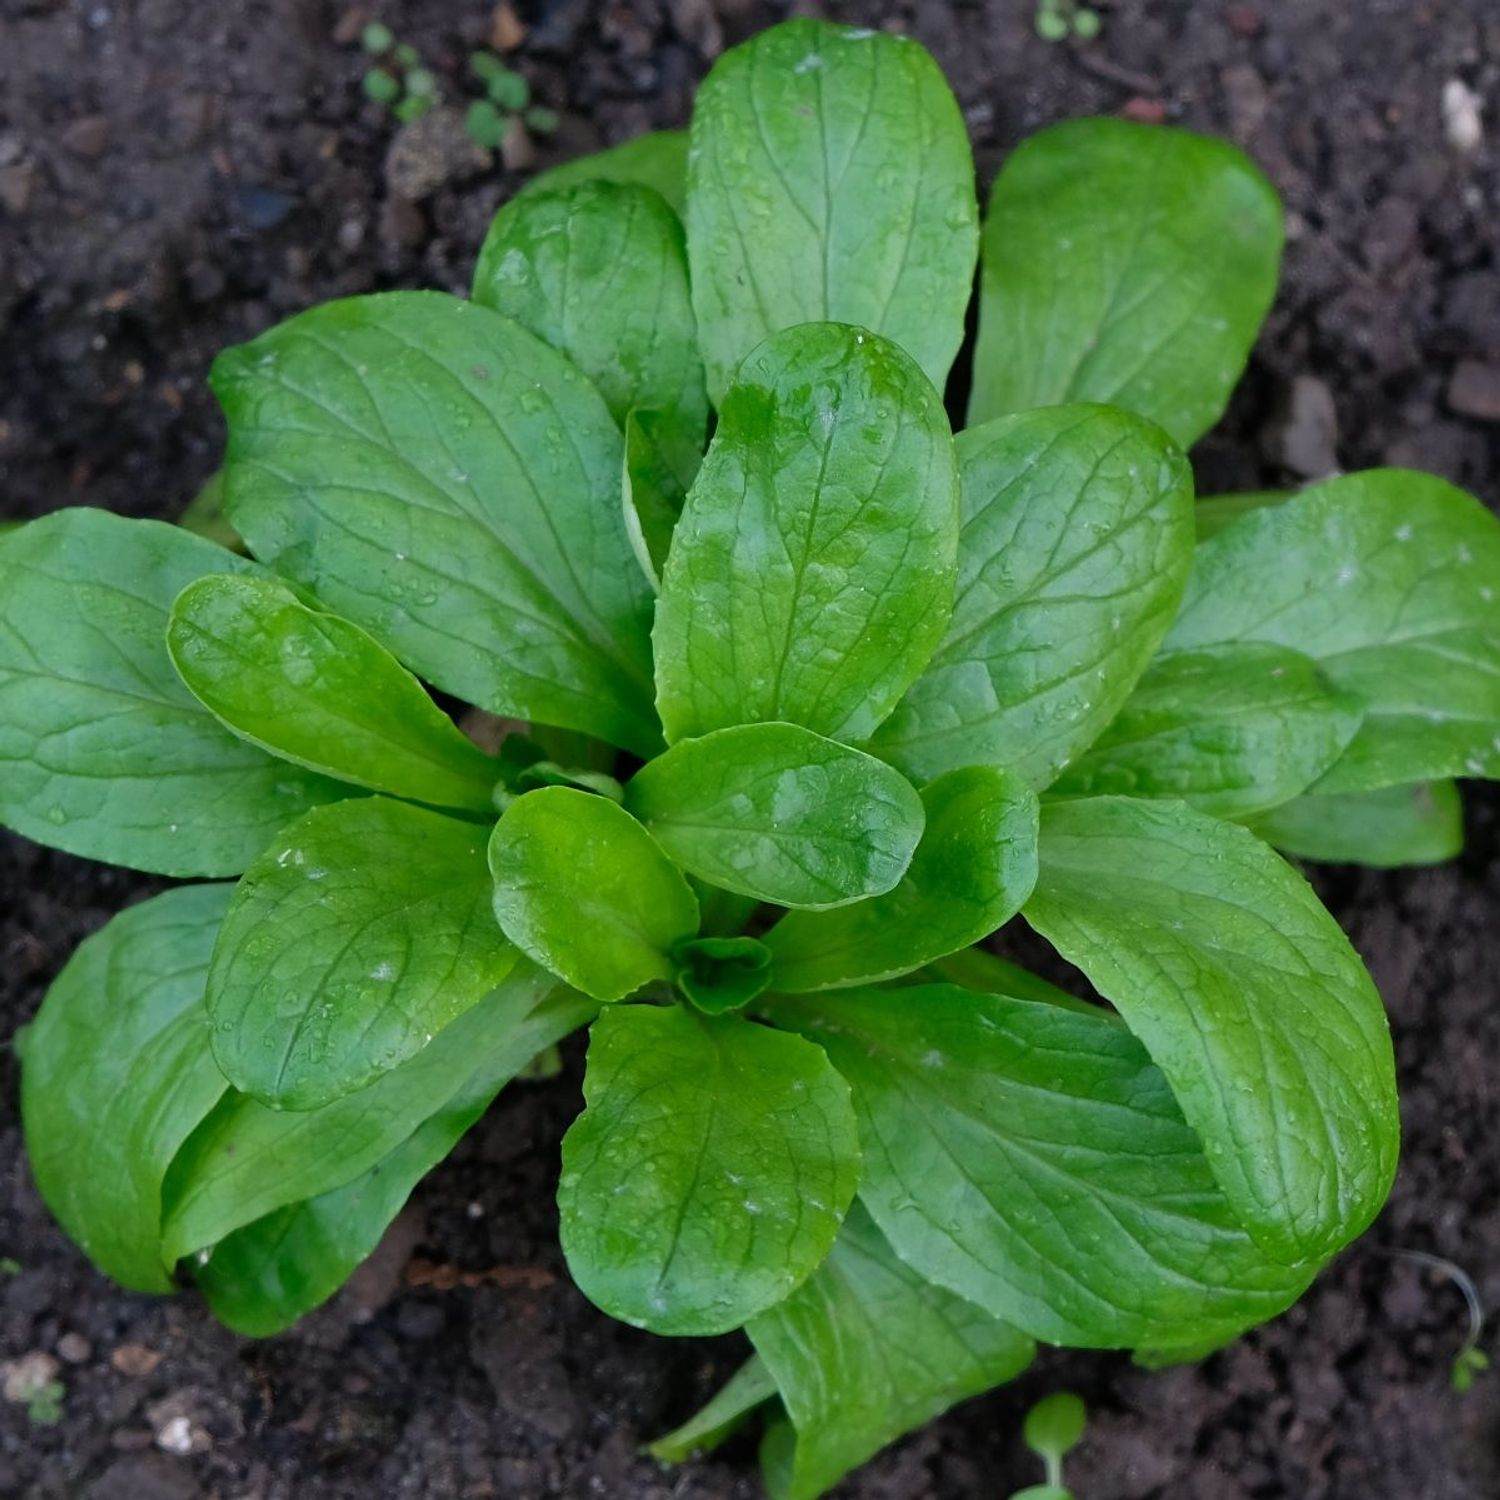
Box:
[168, 574, 500, 814]
[625, 721, 926, 910]
[1024, 1392, 1087, 1473]
[764, 764, 1039, 991]
[1195, 490, 1290, 541]
[648, 1355, 779, 1463]
[1166, 469, 1500, 792]
[872, 405, 1194, 789]
[20, 885, 233, 1292]
[673, 935, 775, 1015]
[687, 19, 978, 403]
[969, 119, 1283, 446]
[489, 786, 699, 999]
[558, 1004, 859, 1336]
[1245, 780, 1464, 868]
[179, 468, 245, 551]
[1025, 797, 1399, 1264]
[768, 985, 1317, 1349]
[1048, 643, 1362, 818]
[163, 962, 566, 1262]
[521, 129, 689, 216]
[0, 510, 346, 876]
[653, 322, 958, 744]
[473, 181, 707, 449]
[622, 406, 699, 589]
[925, 945, 1112, 1020]
[212, 291, 660, 755]
[192, 986, 595, 1335]
[207, 798, 513, 1111]
[746, 1203, 1035, 1500]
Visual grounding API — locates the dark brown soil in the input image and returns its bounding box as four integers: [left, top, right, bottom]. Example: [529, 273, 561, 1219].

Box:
[3, 2, 1499, 1497]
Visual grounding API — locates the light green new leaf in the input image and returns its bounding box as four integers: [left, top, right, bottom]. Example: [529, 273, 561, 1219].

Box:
[521, 129, 689, 216]
[765, 765, 1039, 991]
[654, 322, 958, 744]
[490, 786, 699, 999]
[179, 468, 245, 552]
[1166, 469, 1500, 793]
[970, 119, 1283, 446]
[193, 986, 595, 1335]
[622, 406, 699, 588]
[559, 1004, 859, 1336]
[648, 1356, 779, 1462]
[747, 1203, 1035, 1500]
[207, 798, 513, 1110]
[626, 721, 926, 910]
[1025, 797, 1399, 1263]
[872, 406, 1194, 789]
[162, 962, 567, 1262]
[1048, 643, 1362, 818]
[1245, 780, 1464, 868]
[168, 574, 500, 814]
[673, 935, 775, 1015]
[0, 510, 346, 875]
[20, 885, 233, 1292]
[212, 291, 659, 755]
[767, 985, 1318, 1350]
[686, 19, 978, 403]
[1195, 490, 1290, 541]
[472, 181, 707, 450]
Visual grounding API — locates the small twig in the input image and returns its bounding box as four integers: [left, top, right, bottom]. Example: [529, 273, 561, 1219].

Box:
[1378, 1246, 1488, 1388]
[1070, 49, 1164, 97]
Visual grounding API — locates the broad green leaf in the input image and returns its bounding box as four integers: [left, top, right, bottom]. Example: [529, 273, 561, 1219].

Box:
[207, 798, 513, 1110]
[163, 962, 567, 1262]
[768, 985, 1317, 1349]
[625, 721, 925, 910]
[212, 291, 660, 755]
[765, 765, 1039, 991]
[490, 786, 699, 999]
[1166, 469, 1500, 792]
[654, 323, 958, 743]
[673, 935, 775, 1015]
[472, 181, 707, 451]
[1195, 490, 1289, 541]
[192, 986, 594, 1335]
[522, 129, 689, 216]
[20, 885, 233, 1292]
[969, 118, 1283, 446]
[1048, 643, 1362, 818]
[648, 1356, 778, 1462]
[746, 1203, 1035, 1500]
[168, 574, 500, 814]
[1026, 797, 1399, 1263]
[1245, 780, 1464, 868]
[687, 19, 978, 403]
[622, 407, 698, 589]
[0, 510, 346, 875]
[559, 1004, 859, 1335]
[925, 945, 1112, 1020]
[872, 406, 1194, 789]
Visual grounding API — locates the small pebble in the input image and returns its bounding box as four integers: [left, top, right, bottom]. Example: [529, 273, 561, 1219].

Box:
[1442, 79, 1483, 152]
[57, 1333, 92, 1365]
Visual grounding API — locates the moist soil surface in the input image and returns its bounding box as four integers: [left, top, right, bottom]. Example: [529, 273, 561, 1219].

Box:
[3, 2, 1500, 1497]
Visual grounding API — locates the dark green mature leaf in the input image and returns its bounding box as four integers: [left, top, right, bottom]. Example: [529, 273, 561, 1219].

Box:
[559, 1004, 859, 1335]
[207, 798, 512, 1110]
[648, 1356, 779, 1463]
[20, 885, 233, 1292]
[0, 510, 346, 876]
[168, 574, 500, 814]
[768, 985, 1317, 1349]
[746, 1203, 1035, 1500]
[1166, 469, 1500, 792]
[1048, 643, 1362, 818]
[970, 119, 1283, 446]
[193, 986, 595, 1335]
[163, 962, 566, 1262]
[686, 19, 978, 403]
[765, 765, 1039, 991]
[625, 721, 925, 910]
[490, 786, 699, 999]
[472, 181, 707, 449]
[212, 291, 660, 755]
[872, 406, 1194, 789]
[1245, 781, 1464, 868]
[522, 129, 689, 216]
[1026, 797, 1399, 1263]
[654, 322, 958, 744]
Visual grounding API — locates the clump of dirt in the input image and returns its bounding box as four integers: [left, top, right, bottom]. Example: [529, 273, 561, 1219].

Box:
[3, 2, 1499, 1497]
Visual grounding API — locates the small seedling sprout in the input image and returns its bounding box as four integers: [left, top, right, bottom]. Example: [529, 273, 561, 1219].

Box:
[1386, 1248, 1490, 1395]
[360, 21, 393, 55]
[1019, 1391, 1086, 1495]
